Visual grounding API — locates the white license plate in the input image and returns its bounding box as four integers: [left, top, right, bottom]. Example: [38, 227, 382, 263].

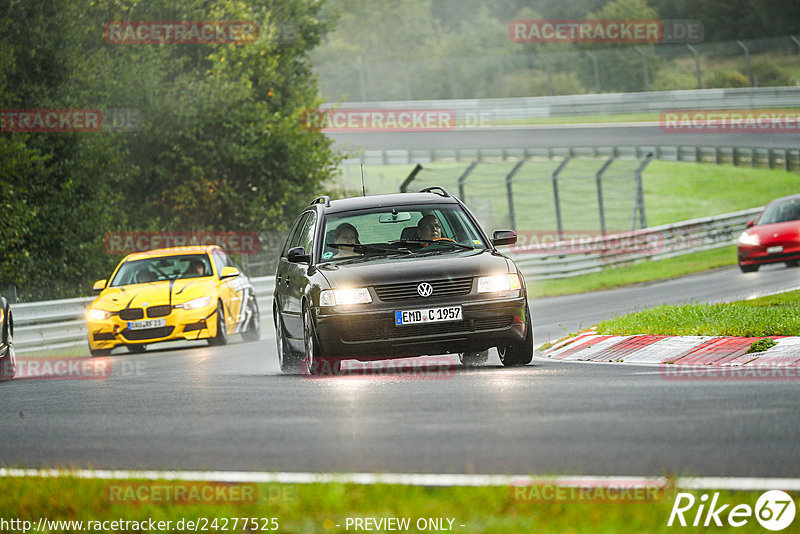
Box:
[767, 246, 784, 254]
[127, 318, 167, 330]
[395, 306, 462, 326]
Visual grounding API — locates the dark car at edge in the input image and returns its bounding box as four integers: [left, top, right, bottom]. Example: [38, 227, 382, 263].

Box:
[272, 187, 534, 375]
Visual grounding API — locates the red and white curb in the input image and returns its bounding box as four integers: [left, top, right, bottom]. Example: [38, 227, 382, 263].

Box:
[543, 331, 800, 366]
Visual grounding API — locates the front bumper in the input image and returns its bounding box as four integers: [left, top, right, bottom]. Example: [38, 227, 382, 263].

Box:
[738, 242, 800, 266]
[312, 294, 529, 360]
[86, 305, 218, 349]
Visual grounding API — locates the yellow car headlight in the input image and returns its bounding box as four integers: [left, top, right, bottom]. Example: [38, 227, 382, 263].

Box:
[320, 288, 372, 307]
[87, 308, 112, 321]
[176, 296, 212, 310]
[477, 274, 522, 293]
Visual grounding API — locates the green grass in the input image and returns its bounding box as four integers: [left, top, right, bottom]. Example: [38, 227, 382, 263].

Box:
[2, 475, 798, 533]
[530, 246, 737, 298]
[596, 289, 800, 337]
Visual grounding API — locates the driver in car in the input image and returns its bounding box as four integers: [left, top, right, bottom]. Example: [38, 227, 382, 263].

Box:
[416, 215, 443, 241]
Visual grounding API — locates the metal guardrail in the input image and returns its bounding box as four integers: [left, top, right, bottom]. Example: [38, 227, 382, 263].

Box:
[508, 208, 761, 279]
[349, 146, 800, 172]
[13, 278, 276, 354]
[328, 87, 800, 122]
[12, 209, 760, 352]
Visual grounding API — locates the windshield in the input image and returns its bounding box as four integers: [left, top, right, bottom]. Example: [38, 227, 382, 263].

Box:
[110, 254, 213, 286]
[758, 198, 800, 225]
[320, 204, 487, 262]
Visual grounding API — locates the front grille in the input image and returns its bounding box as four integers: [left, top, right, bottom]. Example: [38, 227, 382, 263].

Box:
[146, 305, 172, 318]
[121, 326, 174, 341]
[93, 332, 116, 341]
[119, 308, 144, 320]
[474, 316, 514, 330]
[373, 277, 473, 302]
[391, 321, 470, 338]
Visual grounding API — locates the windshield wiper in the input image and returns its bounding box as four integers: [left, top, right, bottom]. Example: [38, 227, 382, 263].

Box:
[328, 243, 406, 254]
[390, 239, 475, 251]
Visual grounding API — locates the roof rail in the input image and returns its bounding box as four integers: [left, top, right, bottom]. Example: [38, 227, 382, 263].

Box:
[419, 186, 450, 197]
[310, 195, 331, 207]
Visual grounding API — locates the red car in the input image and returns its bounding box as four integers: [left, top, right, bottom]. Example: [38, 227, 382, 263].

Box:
[737, 194, 800, 273]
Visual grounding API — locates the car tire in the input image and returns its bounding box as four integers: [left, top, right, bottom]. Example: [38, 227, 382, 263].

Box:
[302, 306, 339, 376]
[241, 298, 261, 342]
[89, 346, 111, 357]
[739, 262, 759, 273]
[786, 260, 799, 268]
[497, 305, 533, 367]
[459, 350, 489, 367]
[276, 312, 301, 373]
[208, 303, 228, 346]
[1, 312, 16, 380]
[127, 344, 147, 353]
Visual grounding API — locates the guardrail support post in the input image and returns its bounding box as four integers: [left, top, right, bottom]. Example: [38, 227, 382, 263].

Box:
[551, 156, 571, 240]
[736, 40, 754, 87]
[686, 44, 702, 89]
[457, 161, 479, 200]
[595, 157, 615, 236]
[505, 159, 527, 231]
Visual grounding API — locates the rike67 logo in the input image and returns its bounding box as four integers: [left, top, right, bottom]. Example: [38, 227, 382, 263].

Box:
[668, 490, 796, 531]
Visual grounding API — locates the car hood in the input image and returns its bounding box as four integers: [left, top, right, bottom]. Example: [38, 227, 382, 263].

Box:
[90, 278, 216, 311]
[747, 221, 800, 242]
[316, 249, 514, 287]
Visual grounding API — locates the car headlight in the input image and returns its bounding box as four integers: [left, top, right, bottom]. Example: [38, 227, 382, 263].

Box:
[738, 231, 760, 246]
[477, 274, 522, 293]
[320, 288, 372, 306]
[87, 308, 112, 321]
[176, 296, 212, 310]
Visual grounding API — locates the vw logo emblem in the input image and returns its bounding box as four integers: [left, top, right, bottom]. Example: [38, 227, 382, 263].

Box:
[417, 282, 433, 297]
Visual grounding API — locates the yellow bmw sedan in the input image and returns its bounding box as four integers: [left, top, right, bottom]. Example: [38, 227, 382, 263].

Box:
[86, 245, 260, 356]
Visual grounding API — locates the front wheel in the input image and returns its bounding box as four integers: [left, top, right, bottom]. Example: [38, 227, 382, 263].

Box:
[208, 304, 228, 346]
[497, 306, 533, 367]
[739, 262, 759, 273]
[276, 312, 302, 373]
[302, 307, 339, 376]
[241, 298, 261, 342]
[1, 328, 16, 380]
[127, 344, 147, 353]
[786, 260, 799, 268]
[89, 346, 111, 357]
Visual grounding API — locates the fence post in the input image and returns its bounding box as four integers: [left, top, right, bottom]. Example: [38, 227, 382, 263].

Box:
[357, 63, 368, 101]
[447, 60, 459, 99]
[595, 157, 615, 236]
[505, 160, 527, 231]
[457, 161, 479, 200]
[585, 50, 600, 93]
[403, 61, 413, 100]
[399, 164, 424, 193]
[552, 156, 571, 240]
[632, 152, 653, 230]
[686, 44, 702, 89]
[736, 40, 754, 87]
[635, 46, 650, 91]
[790, 35, 800, 53]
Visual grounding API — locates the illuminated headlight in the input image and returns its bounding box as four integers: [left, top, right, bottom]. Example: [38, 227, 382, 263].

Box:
[738, 232, 760, 246]
[477, 274, 522, 293]
[320, 288, 372, 306]
[176, 296, 212, 310]
[87, 308, 112, 321]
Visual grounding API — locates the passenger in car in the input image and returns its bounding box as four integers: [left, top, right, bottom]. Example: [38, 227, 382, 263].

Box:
[332, 223, 360, 257]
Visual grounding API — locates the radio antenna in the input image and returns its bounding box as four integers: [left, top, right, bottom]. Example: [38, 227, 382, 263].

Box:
[360, 163, 366, 196]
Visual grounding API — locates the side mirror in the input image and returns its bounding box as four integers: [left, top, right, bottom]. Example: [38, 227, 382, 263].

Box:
[220, 266, 240, 279]
[92, 279, 107, 292]
[491, 230, 517, 247]
[287, 246, 311, 264]
[745, 220, 755, 228]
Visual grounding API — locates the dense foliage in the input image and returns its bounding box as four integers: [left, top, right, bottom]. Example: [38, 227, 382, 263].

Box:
[0, 0, 340, 300]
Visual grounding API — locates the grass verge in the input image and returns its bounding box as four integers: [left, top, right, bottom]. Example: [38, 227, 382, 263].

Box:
[530, 246, 737, 298]
[596, 289, 800, 337]
[2, 475, 796, 533]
